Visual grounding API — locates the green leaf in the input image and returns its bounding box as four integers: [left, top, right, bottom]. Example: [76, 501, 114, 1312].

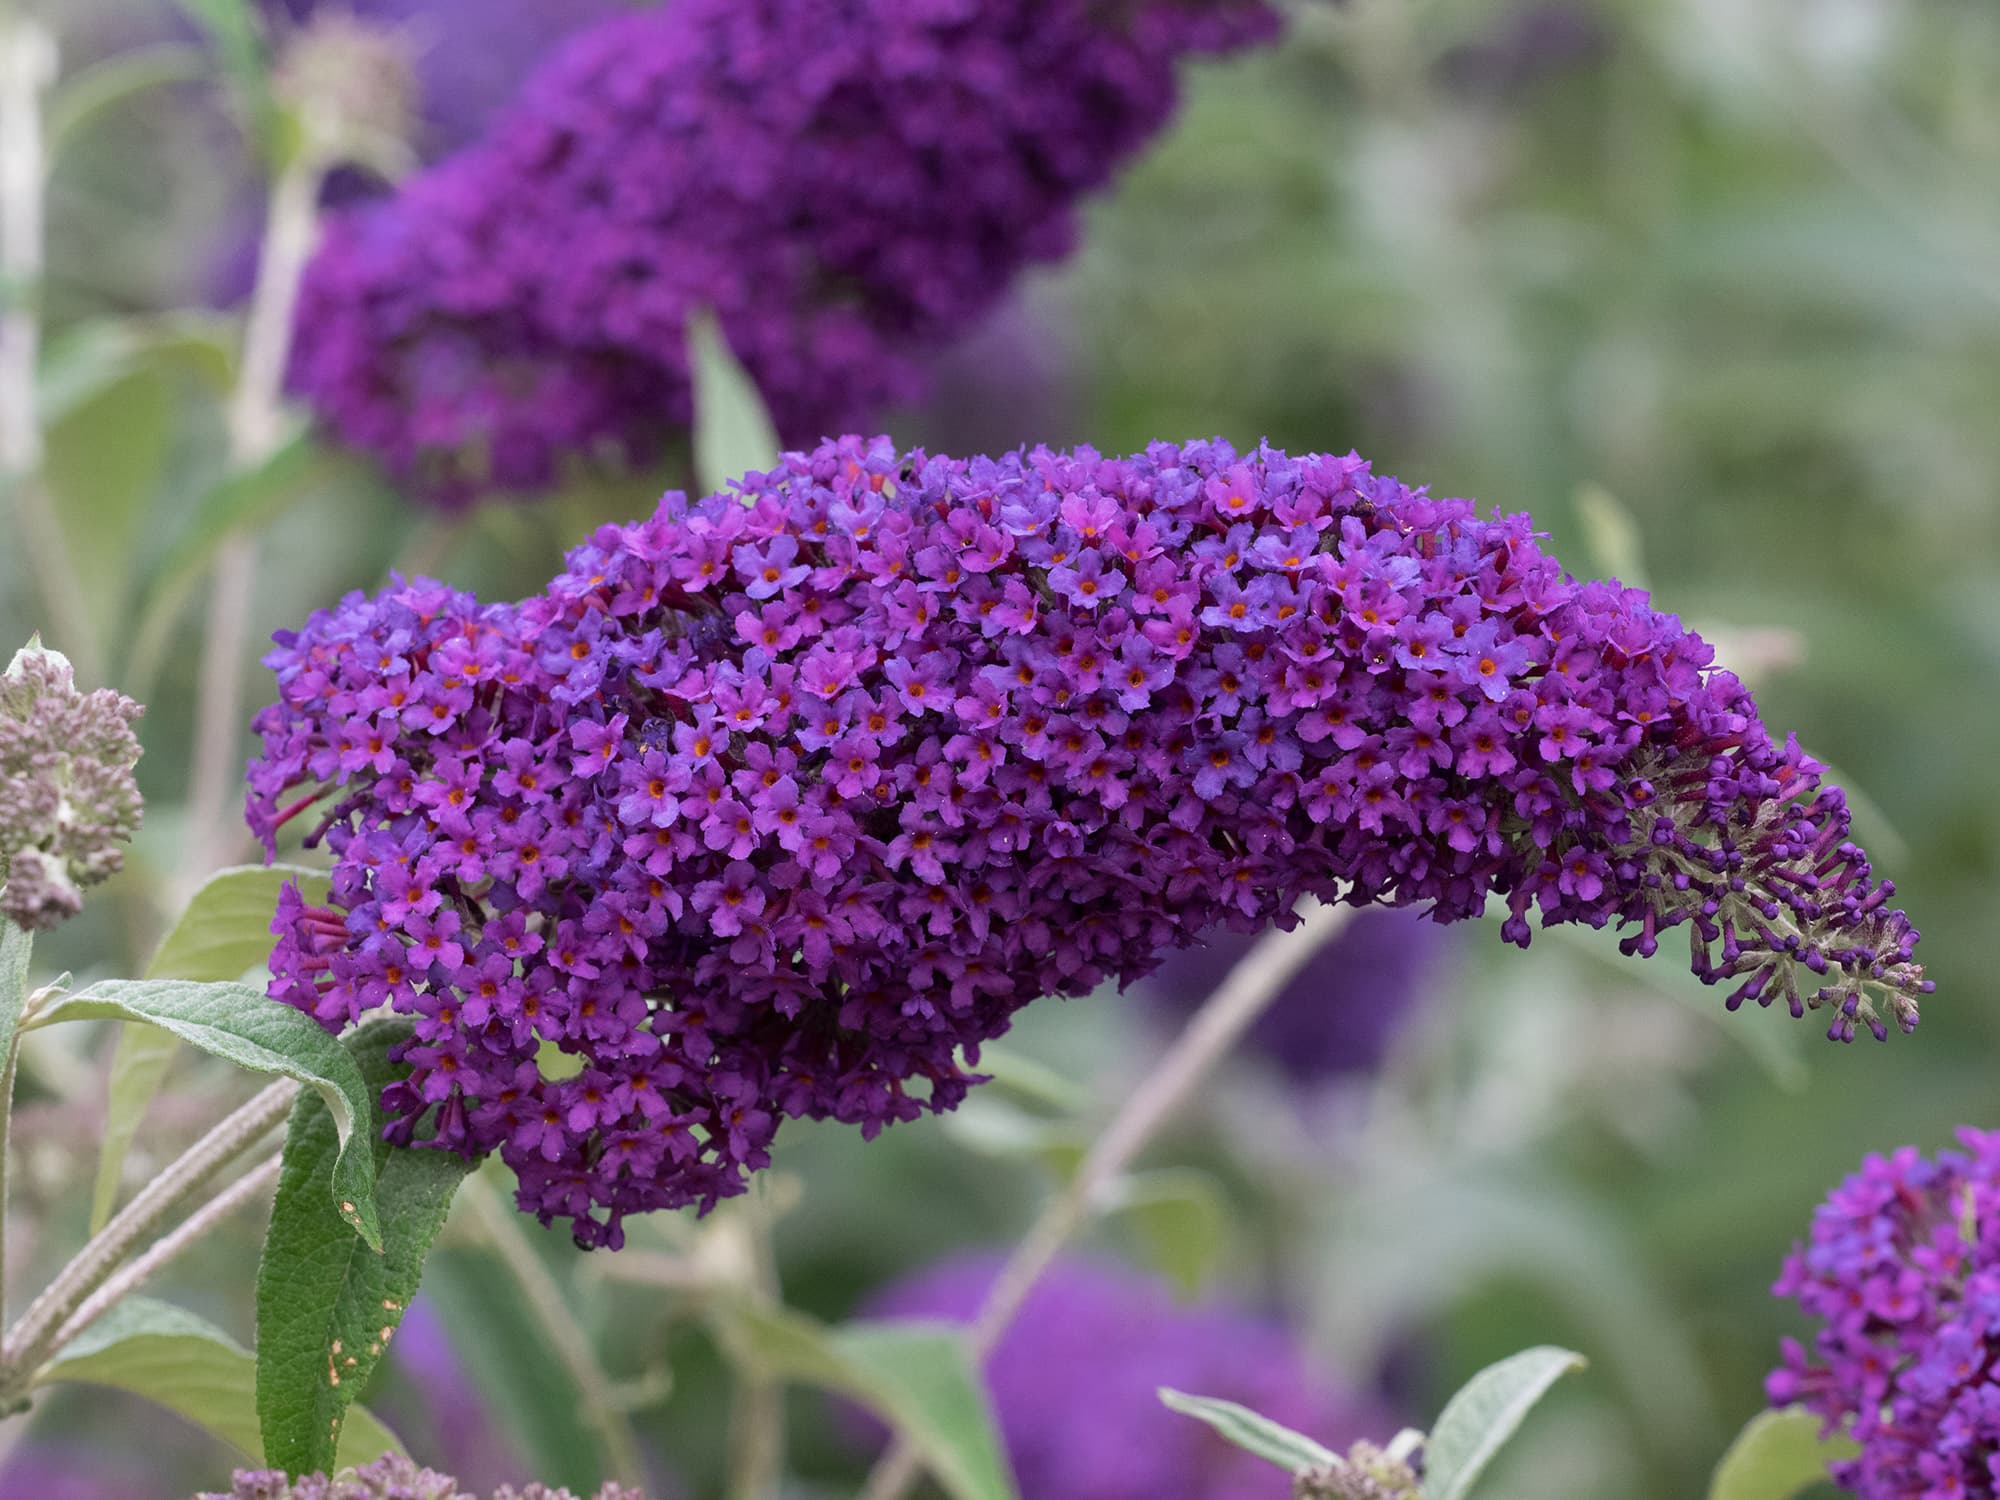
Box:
[970, 1042, 1088, 1113]
[34, 979, 383, 1251]
[256, 1022, 475, 1479]
[127, 428, 327, 701]
[44, 366, 175, 634]
[1107, 1168, 1227, 1299]
[48, 43, 208, 156]
[711, 1300, 1017, 1500]
[149, 863, 330, 983]
[0, 921, 28, 1054]
[88, 1022, 182, 1234]
[688, 308, 780, 496]
[1423, 1346, 1587, 1500]
[939, 1094, 1086, 1180]
[1156, 1388, 1340, 1473]
[37, 1295, 402, 1466]
[173, 0, 278, 159]
[0, 921, 31, 1178]
[39, 315, 235, 429]
[1573, 483, 1650, 590]
[1707, 1407, 1856, 1500]
[92, 861, 333, 1228]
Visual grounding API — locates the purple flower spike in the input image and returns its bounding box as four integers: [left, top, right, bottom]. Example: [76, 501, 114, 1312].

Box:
[248, 437, 1926, 1247]
[285, 0, 1279, 508]
[1769, 1131, 2000, 1498]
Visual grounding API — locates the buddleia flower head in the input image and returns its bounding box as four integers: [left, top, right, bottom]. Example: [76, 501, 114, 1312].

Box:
[287, 0, 1279, 506]
[249, 437, 1926, 1247]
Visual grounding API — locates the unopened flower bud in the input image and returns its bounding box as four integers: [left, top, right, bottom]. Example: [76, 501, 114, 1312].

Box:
[0, 638, 144, 932]
[272, 12, 420, 178]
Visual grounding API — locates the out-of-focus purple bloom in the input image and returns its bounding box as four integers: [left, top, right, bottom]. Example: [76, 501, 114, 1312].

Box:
[287, 1, 1279, 507]
[1769, 1130, 2000, 1498]
[373, 1299, 526, 1495]
[903, 299, 1086, 459]
[247, 437, 1925, 1248]
[1141, 908, 1448, 1082]
[1435, 2, 1613, 98]
[860, 1255, 1385, 1500]
[0, 1443, 152, 1499]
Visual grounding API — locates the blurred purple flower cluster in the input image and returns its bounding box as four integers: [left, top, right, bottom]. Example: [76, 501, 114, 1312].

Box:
[1770, 1130, 2000, 1498]
[1141, 907, 1448, 1082]
[862, 1254, 1383, 1500]
[247, 436, 1923, 1247]
[285, 0, 1278, 507]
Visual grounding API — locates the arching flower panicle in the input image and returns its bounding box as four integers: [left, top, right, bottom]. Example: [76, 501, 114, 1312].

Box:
[249, 437, 1926, 1247]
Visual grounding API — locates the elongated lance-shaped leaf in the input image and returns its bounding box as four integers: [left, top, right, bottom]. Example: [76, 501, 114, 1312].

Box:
[90, 1023, 181, 1232]
[149, 864, 331, 984]
[48, 44, 208, 155]
[688, 307, 780, 496]
[1156, 1388, 1342, 1474]
[38, 979, 382, 1249]
[1423, 1346, 1587, 1500]
[38, 1295, 403, 1466]
[256, 1021, 475, 1478]
[711, 1299, 1018, 1500]
[1708, 1406, 1859, 1500]
[92, 865, 331, 1230]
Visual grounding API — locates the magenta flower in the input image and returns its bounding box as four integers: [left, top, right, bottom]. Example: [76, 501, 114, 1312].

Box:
[249, 437, 1926, 1247]
[287, 0, 1279, 507]
[1769, 1131, 2000, 1498]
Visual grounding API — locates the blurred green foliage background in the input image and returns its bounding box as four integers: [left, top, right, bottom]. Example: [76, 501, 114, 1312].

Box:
[4, 0, 1998, 1496]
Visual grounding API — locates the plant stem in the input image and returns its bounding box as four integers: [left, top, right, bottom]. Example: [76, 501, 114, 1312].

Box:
[462, 1172, 647, 1489]
[0, 16, 103, 687]
[0, 1030, 20, 1326]
[857, 900, 1356, 1500]
[179, 145, 325, 897]
[0, 1078, 296, 1388]
[46, 1151, 280, 1355]
[726, 1181, 787, 1500]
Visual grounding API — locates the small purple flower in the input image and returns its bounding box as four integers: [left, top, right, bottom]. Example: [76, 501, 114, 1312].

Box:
[248, 437, 1927, 1248]
[1768, 1131, 2000, 1498]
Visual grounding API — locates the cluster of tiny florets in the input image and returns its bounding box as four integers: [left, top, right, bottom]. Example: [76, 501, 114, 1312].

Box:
[1769, 1130, 2000, 1498]
[862, 1254, 1385, 1500]
[0, 640, 144, 932]
[248, 437, 1926, 1246]
[286, 0, 1278, 507]
[206, 1454, 642, 1500]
